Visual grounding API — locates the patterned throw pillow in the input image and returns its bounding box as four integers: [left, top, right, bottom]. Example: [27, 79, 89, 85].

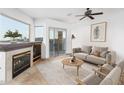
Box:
[93, 51, 100, 57]
[90, 46, 100, 55]
[73, 48, 81, 53]
[91, 46, 108, 57]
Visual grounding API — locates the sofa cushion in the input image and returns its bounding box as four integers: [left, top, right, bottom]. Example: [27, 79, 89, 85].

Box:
[81, 45, 92, 54]
[90, 46, 100, 55]
[73, 48, 81, 53]
[93, 51, 100, 57]
[91, 46, 108, 58]
[86, 55, 105, 65]
[74, 53, 88, 60]
[100, 51, 109, 58]
[100, 47, 108, 52]
[83, 73, 102, 85]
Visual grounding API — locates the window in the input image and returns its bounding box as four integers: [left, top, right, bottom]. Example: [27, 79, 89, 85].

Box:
[35, 26, 44, 41]
[0, 14, 30, 42]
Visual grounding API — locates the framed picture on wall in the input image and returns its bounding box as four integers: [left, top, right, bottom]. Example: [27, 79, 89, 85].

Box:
[90, 22, 107, 42]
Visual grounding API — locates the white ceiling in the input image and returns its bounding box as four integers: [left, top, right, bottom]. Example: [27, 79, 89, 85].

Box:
[18, 8, 122, 23]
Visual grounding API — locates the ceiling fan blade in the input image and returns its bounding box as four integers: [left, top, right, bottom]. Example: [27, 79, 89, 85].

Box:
[91, 12, 103, 15]
[80, 16, 86, 20]
[75, 15, 84, 17]
[87, 8, 90, 10]
[88, 16, 94, 20]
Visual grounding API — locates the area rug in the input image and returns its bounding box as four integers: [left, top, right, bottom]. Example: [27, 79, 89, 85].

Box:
[36, 57, 97, 85]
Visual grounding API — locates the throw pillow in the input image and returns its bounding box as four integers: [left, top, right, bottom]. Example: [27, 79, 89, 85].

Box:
[100, 51, 109, 58]
[91, 46, 108, 58]
[93, 51, 100, 57]
[99, 47, 108, 58]
[73, 48, 81, 53]
[81, 45, 92, 54]
[100, 47, 108, 52]
[90, 46, 100, 55]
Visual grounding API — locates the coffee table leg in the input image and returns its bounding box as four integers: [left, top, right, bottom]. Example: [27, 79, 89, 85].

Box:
[63, 64, 64, 69]
[77, 66, 79, 78]
[76, 66, 80, 85]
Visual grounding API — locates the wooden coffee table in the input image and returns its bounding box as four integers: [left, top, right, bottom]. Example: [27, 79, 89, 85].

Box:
[61, 57, 84, 81]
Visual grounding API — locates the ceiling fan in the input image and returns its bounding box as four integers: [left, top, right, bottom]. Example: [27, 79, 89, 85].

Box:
[75, 8, 103, 20]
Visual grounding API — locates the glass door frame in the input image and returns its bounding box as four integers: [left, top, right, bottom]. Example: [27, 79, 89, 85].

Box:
[49, 27, 67, 57]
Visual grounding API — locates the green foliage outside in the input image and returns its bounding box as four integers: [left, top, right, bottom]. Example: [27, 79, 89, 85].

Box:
[4, 29, 22, 40]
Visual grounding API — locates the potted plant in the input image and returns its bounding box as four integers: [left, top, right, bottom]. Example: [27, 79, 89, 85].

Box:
[4, 29, 22, 43]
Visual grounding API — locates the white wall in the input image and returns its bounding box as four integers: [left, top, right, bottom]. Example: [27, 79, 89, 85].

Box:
[71, 9, 124, 62]
[0, 8, 35, 41]
[35, 18, 72, 58]
[2, 8, 124, 62]
[108, 10, 124, 62]
[0, 52, 5, 83]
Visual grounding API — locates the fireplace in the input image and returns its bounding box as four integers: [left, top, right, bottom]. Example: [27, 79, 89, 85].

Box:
[33, 43, 41, 62]
[12, 51, 31, 78]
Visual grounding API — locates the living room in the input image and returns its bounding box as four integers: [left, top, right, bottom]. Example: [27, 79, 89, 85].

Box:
[0, 8, 124, 85]
[1, 0, 124, 93]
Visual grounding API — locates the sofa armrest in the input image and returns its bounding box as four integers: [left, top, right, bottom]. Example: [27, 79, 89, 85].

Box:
[106, 52, 111, 64]
[106, 51, 116, 65]
[73, 48, 82, 53]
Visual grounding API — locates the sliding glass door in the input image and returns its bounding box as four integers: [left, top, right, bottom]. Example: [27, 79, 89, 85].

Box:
[49, 27, 66, 56]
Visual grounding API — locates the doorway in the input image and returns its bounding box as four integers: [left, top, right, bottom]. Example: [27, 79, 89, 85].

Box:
[49, 27, 66, 57]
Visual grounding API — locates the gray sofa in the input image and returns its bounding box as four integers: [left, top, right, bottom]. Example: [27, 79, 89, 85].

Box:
[79, 61, 124, 85]
[73, 46, 116, 65]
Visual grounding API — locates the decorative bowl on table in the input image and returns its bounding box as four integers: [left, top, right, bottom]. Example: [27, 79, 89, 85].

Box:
[70, 56, 76, 63]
